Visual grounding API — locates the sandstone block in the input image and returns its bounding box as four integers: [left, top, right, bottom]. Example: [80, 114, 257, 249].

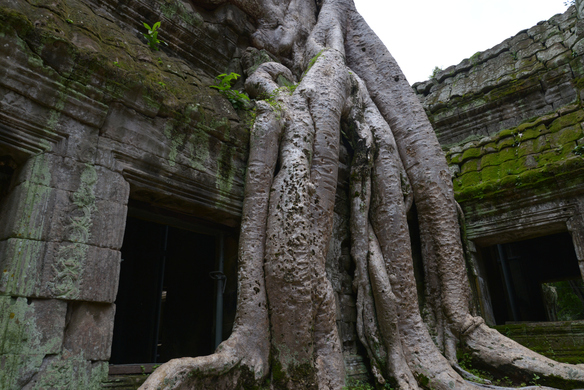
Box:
[63, 302, 115, 361]
[0, 238, 46, 297]
[572, 37, 584, 56]
[13, 154, 54, 188]
[550, 7, 576, 30]
[88, 200, 127, 250]
[545, 32, 566, 48]
[41, 243, 121, 303]
[94, 165, 130, 204]
[517, 41, 545, 59]
[549, 125, 583, 147]
[0, 297, 66, 355]
[78, 246, 121, 303]
[338, 320, 356, 344]
[0, 353, 45, 390]
[56, 116, 99, 163]
[14, 154, 117, 198]
[537, 42, 570, 64]
[21, 354, 108, 389]
[339, 294, 357, 323]
[528, 23, 560, 43]
[0, 181, 56, 242]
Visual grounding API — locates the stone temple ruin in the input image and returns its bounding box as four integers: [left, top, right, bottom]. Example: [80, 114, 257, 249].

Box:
[0, 0, 583, 388]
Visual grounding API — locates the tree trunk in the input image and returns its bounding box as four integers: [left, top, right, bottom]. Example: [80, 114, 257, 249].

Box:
[141, 0, 584, 389]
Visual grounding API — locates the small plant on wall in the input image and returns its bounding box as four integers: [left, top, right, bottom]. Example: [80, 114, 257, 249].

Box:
[142, 21, 166, 51]
[210, 72, 250, 110]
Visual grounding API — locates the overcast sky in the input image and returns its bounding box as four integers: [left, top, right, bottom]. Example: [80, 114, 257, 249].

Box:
[353, 0, 570, 84]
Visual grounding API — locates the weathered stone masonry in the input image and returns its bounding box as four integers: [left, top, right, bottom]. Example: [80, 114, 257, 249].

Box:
[0, 0, 251, 388]
[1, 0, 584, 388]
[414, 4, 584, 362]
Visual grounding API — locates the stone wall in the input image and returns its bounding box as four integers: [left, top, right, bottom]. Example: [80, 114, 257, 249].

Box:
[0, 0, 252, 388]
[414, 7, 584, 146]
[2, 0, 584, 388]
[415, 6, 584, 331]
[493, 320, 584, 364]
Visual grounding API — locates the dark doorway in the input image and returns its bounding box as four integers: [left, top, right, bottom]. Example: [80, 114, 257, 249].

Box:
[0, 155, 17, 201]
[110, 216, 217, 364]
[480, 232, 583, 325]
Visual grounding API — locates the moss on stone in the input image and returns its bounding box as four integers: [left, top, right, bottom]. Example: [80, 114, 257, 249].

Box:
[460, 147, 482, 162]
[520, 123, 547, 141]
[548, 110, 584, 133]
[457, 171, 482, 189]
[515, 139, 537, 158]
[549, 125, 583, 146]
[481, 141, 497, 153]
[460, 159, 479, 174]
[500, 156, 528, 176]
[496, 136, 517, 150]
[492, 322, 584, 366]
[447, 98, 584, 205]
[449, 152, 462, 164]
[480, 165, 500, 182]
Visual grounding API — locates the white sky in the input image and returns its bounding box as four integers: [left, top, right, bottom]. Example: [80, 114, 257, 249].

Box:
[353, 0, 570, 84]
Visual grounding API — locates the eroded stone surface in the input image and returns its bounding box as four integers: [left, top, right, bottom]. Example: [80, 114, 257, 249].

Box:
[0, 0, 255, 387]
[414, 6, 583, 146]
[63, 302, 115, 361]
[1, 0, 584, 387]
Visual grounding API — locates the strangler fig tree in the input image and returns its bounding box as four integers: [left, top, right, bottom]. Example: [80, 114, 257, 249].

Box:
[142, 0, 584, 389]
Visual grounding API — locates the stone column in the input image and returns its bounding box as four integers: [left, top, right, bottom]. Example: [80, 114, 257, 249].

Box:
[0, 150, 129, 388]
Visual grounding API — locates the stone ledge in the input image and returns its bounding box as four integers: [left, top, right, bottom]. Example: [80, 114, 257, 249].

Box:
[492, 320, 584, 364]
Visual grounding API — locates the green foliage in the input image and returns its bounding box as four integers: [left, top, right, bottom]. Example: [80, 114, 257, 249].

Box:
[470, 51, 481, 64]
[301, 49, 325, 80]
[260, 87, 288, 120]
[142, 21, 166, 51]
[551, 280, 584, 321]
[457, 352, 492, 384]
[210, 72, 250, 110]
[430, 66, 442, 79]
[574, 144, 584, 156]
[343, 379, 393, 390]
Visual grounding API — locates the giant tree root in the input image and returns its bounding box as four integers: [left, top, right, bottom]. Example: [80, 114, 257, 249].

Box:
[141, 0, 584, 388]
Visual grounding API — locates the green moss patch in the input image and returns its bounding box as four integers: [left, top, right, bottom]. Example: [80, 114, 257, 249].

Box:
[445, 104, 584, 204]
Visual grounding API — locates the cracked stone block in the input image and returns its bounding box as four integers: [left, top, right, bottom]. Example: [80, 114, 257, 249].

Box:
[8, 184, 117, 246]
[22, 354, 108, 389]
[15, 154, 127, 203]
[0, 297, 66, 355]
[63, 302, 115, 361]
[43, 192, 127, 250]
[0, 353, 45, 390]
